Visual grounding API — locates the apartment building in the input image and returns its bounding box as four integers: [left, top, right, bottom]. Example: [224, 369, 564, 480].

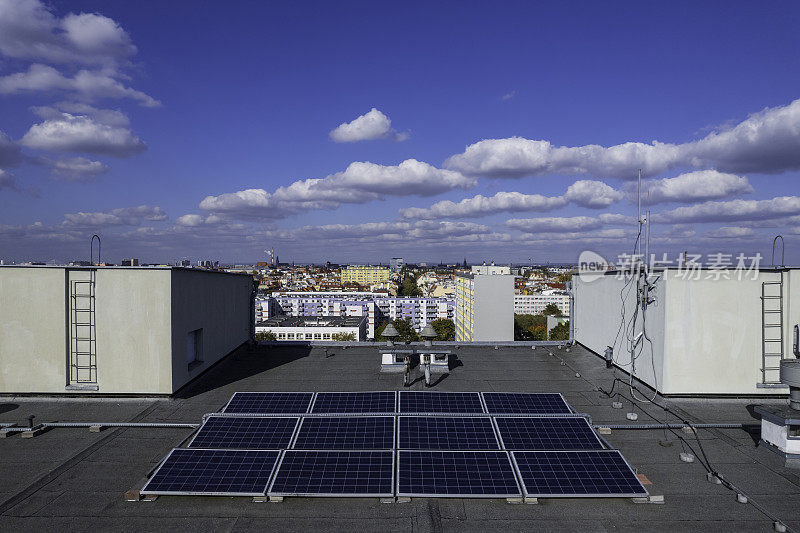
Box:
[256, 316, 366, 342]
[257, 291, 454, 339]
[341, 265, 390, 285]
[514, 291, 571, 316]
[455, 270, 514, 341]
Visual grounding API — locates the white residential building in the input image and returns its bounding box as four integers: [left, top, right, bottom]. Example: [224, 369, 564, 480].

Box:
[514, 291, 571, 316]
[256, 316, 367, 341]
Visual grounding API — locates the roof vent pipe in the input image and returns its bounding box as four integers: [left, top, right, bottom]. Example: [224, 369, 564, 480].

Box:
[382, 323, 399, 347]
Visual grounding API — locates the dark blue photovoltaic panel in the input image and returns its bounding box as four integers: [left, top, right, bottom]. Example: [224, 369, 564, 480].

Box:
[482, 393, 571, 414]
[397, 451, 520, 497]
[293, 417, 395, 449]
[399, 416, 499, 450]
[223, 392, 312, 414]
[141, 449, 280, 496]
[512, 451, 648, 497]
[399, 392, 484, 413]
[311, 392, 396, 414]
[495, 417, 603, 450]
[269, 450, 394, 496]
[188, 416, 298, 449]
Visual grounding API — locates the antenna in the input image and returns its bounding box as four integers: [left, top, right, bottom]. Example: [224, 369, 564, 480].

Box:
[264, 247, 275, 265]
[636, 168, 642, 259]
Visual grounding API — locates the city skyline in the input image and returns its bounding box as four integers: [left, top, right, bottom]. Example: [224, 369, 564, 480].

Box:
[2, 1, 800, 264]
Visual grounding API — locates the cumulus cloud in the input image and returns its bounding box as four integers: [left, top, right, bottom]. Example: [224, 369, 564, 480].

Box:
[200, 159, 475, 219]
[625, 170, 753, 205]
[49, 156, 108, 180]
[654, 196, 800, 224]
[399, 180, 622, 220]
[0, 130, 22, 167]
[62, 205, 167, 227]
[506, 213, 636, 234]
[0, 64, 160, 107]
[265, 220, 500, 244]
[0, 0, 136, 67]
[329, 108, 408, 142]
[445, 98, 800, 179]
[707, 226, 755, 238]
[20, 112, 146, 157]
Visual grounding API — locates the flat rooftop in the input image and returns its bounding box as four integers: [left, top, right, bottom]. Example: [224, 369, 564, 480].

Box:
[257, 316, 364, 328]
[1, 344, 799, 531]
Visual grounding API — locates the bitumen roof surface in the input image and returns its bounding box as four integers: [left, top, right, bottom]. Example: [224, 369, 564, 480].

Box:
[1, 343, 799, 532]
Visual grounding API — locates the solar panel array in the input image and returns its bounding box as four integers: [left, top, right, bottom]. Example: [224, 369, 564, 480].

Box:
[142, 391, 647, 500]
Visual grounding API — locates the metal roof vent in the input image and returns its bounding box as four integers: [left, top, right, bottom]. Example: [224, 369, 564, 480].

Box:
[420, 324, 437, 347]
[382, 323, 399, 347]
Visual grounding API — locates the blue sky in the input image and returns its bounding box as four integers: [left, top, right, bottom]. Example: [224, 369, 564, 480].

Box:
[1, 0, 800, 264]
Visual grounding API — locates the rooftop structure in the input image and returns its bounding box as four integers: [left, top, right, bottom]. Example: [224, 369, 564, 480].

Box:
[0, 344, 797, 530]
[575, 266, 800, 396]
[0, 265, 254, 395]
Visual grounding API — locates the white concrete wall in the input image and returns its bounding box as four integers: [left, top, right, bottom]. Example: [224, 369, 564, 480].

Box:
[0, 268, 68, 392]
[473, 275, 514, 341]
[575, 269, 796, 395]
[574, 271, 665, 391]
[170, 269, 252, 392]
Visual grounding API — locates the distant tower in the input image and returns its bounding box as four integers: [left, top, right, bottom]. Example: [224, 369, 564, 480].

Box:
[463, 258, 467, 267]
[275, 255, 279, 266]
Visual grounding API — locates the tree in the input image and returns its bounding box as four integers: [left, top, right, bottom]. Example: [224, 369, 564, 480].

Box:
[398, 274, 421, 296]
[549, 321, 570, 341]
[375, 318, 419, 342]
[542, 303, 564, 317]
[255, 330, 276, 341]
[429, 319, 455, 341]
[557, 272, 572, 283]
[514, 314, 545, 340]
[331, 332, 356, 341]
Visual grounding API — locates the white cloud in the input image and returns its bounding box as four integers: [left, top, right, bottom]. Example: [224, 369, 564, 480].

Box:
[654, 196, 800, 224]
[398, 179, 622, 220]
[0, 64, 160, 107]
[62, 205, 167, 227]
[626, 170, 753, 205]
[20, 112, 146, 157]
[329, 108, 408, 143]
[445, 98, 800, 179]
[501, 90, 517, 101]
[265, 220, 498, 244]
[49, 156, 108, 181]
[0, 0, 136, 67]
[506, 213, 636, 234]
[564, 180, 624, 208]
[707, 226, 755, 238]
[200, 159, 475, 219]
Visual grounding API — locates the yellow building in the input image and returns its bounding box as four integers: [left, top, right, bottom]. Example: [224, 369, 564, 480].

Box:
[341, 265, 390, 285]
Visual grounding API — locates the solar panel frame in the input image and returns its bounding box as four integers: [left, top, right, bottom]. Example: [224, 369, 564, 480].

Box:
[309, 391, 398, 414]
[510, 450, 649, 498]
[482, 392, 573, 415]
[292, 415, 396, 450]
[398, 415, 501, 450]
[141, 448, 281, 497]
[221, 392, 314, 414]
[187, 415, 300, 450]
[493, 416, 605, 451]
[399, 391, 485, 414]
[268, 450, 395, 497]
[396, 450, 522, 498]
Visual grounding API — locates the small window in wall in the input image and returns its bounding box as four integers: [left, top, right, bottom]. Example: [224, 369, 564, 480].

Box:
[789, 425, 800, 438]
[187, 328, 203, 369]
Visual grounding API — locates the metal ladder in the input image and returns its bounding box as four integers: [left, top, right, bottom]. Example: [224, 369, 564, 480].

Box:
[69, 270, 98, 386]
[759, 235, 787, 386]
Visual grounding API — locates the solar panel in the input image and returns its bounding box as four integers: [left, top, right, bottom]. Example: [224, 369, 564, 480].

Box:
[511, 451, 648, 497]
[311, 392, 396, 414]
[399, 391, 484, 413]
[188, 416, 299, 450]
[397, 450, 520, 497]
[482, 392, 571, 414]
[269, 450, 394, 496]
[293, 416, 395, 450]
[222, 392, 313, 414]
[399, 416, 499, 450]
[495, 416, 604, 450]
[141, 449, 280, 496]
